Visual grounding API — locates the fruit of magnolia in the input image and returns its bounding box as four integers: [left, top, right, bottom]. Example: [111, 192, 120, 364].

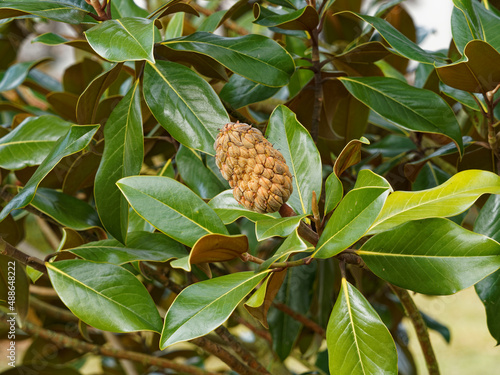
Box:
[215, 122, 293, 213]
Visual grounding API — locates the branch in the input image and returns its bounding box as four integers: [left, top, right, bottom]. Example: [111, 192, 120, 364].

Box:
[85, 0, 110, 21]
[310, 28, 323, 142]
[30, 296, 78, 322]
[215, 326, 270, 374]
[191, 336, 261, 375]
[0, 312, 215, 375]
[273, 302, 325, 337]
[0, 237, 47, 274]
[389, 284, 440, 375]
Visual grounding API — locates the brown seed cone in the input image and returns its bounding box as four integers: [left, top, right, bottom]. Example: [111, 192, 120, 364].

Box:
[215, 122, 293, 213]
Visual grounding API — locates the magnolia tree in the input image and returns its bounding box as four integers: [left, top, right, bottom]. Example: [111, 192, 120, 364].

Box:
[0, 0, 499, 374]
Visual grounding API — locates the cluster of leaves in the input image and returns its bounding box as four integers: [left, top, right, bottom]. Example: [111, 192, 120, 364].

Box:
[1, 0, 500, 374]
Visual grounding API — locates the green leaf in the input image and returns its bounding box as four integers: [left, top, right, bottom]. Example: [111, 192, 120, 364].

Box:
[313, 187, 390, 259]
[257, 230, 313, 271]
[0, 124, 99, 222]
[95, 81, 143, 243]
[0, 115, 72, 170]
[143, 60, 229, 156]
[0, 254, 30, 323]
[353, 169, 392, 190]
[474, 194, 500, 344]
[437, 40, 500, 93]
[253, 4, 319, 30]
[266, 105, 322, 215]
[85, 17, 155, 63]
[198, 10, 226, 32]
[165, 12, 184, 39]
[453, 0, 483, 40]
[160, 271, 268, 348]
[0, 59, 50, 92]
[368, 169, 500, 234]
[68, 231, 187, 265]
[219, 74, 280, 109]
[440, 83, 481, 110]
[47, 259, 162, 332]
[117, 176, 228, 247]
[30, 188, 101, 231]
[324, 172, 343, 215]
[339, 76, 464, 156]
[359, 218, 500, 295]
[327, 278, 398, 375]
[110, 0, 148, 18]
[209, 190, 279, 224]
[255, 215, 306, 241]
[0, 1, 90, 24]
[161, 32, 295, 87]
[176, 146, 226, 199]
[347, 12, 445, 64]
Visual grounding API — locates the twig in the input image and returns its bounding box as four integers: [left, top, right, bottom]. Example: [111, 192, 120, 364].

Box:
[30, 296, 78, 322]
[0, 312, 215, 375]
[30, 285, 58, 297]
[234, 316, 272, 344]
[0, 237, 47, 274]
[389, 284, 440, 375]
[279, 203, 319, 246]
[191, 336, 261, 375]
[85, 0, 110, 21]
[240, 252, 312, 270]
[215, 326, 270, 374]
[273, 302, 325, 337]
[103, 331, 140, 375]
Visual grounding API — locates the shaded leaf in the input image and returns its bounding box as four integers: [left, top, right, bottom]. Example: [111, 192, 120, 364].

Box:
[253, 4, 319, 30]
[160, 271, 268, 348]
[255, 215, 306, 241]
[0, 254, 30, 323]
[359, 218, 500, 295]
[324, 172, 343, 214]
[219, 74, 280, 109]
[47, 259, 162, 332]
[0, 58, 50, 92]
[333, 137, 370, 177]
[0, 125, 99, 222]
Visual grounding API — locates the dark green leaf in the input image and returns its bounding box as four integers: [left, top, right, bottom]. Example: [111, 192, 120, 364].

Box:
[219, 74, 280, 109]
[0, 1, 90, 24]
[117, 176, 228, 247]
[161, 32, 295, 87]
[0, 124, 99, 222]
[359, 218, 500, 295]
[160, 271, 268, 348]
[143, 60, 229, 156]
[47, 259, 162, 332]
[0, 59, 50, 92]
[253, 4, 319, 30]
[327, 278, 397, 375]
[95, 81, 143, 243]
[0, 254, 30, 322]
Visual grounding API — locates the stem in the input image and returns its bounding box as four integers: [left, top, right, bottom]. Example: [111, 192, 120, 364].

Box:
[0, 237, 47, 274]
[103, 331, 139, 375]
[273, 302, 325, 337]
[240, 252, 312, 270]
[215, 326, 270, 374]
[310, 28, 323, 142]
[279, 203, 319, 246]
[0, 312, 214, 375]
[30, 296, 78, 322]
[85, 0, 109, 20]
[191, 336, 261, 375]
[389, 284, 440, 375]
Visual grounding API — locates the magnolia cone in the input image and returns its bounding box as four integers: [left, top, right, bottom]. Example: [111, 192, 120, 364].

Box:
[214, 122, 293, 213]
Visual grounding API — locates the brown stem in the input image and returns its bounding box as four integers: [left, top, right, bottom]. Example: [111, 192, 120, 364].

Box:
[215, 326, 270, 374]
[484, 84, 500, 172]
[310, 28, 323, 142]
[389, 284, 440, 375]
[240, 252, 312, 270]
[0, 237, 47, 274]
[273, 302, 325, 337]
[191, 336, 261, 375]
[279, 203, 319, 246]
[0, 312, 215, 375]
[30, 296, 78, 322]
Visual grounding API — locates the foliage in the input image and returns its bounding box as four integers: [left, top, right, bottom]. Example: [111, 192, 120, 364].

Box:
[0, 0, 499, 374]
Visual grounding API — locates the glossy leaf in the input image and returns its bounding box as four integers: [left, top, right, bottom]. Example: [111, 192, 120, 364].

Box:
[110, 0, 148, 18]
[0, 1, 91, 24]
[117, 176, 228, 247]
[266, 105, 322, 215]
[437, 40, 500, 93]
[253, 4, 319, 30]
[176, 146, 226, 199]
[219, 74, 280, 109]
[314, 187, 390, 259]
[143, 60, 229, 156]
[474, 194, 500, 344]
[68, 231, 186, 265]
[160, 271, 268, 348]
[85, 17, 155, 63]
[368, 170, 500, 234]
[30, 188, 101, 231]
[324, 172, 343, 214]
[0, 125, 99, 222]
[255, 215, 306, 241]
[360, 218, 500, 295]
[95, 82, 142, 243]
[453, 0, 483, 40]
[339, 76, 464, 156]
[161, 32, 295, 87]
[333, 137, 370, 177]
[327, 278, 398, 375]
[209, 190, 279, 224]
[0, 115, 71, 170]
[0, 58, 50, 92]
[354, 169, 392, 190]
[348, 12, 445, 64]
[333, 42, 391, 64]
[171, 233, 248, 271]
[47, 259, 162, 332]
